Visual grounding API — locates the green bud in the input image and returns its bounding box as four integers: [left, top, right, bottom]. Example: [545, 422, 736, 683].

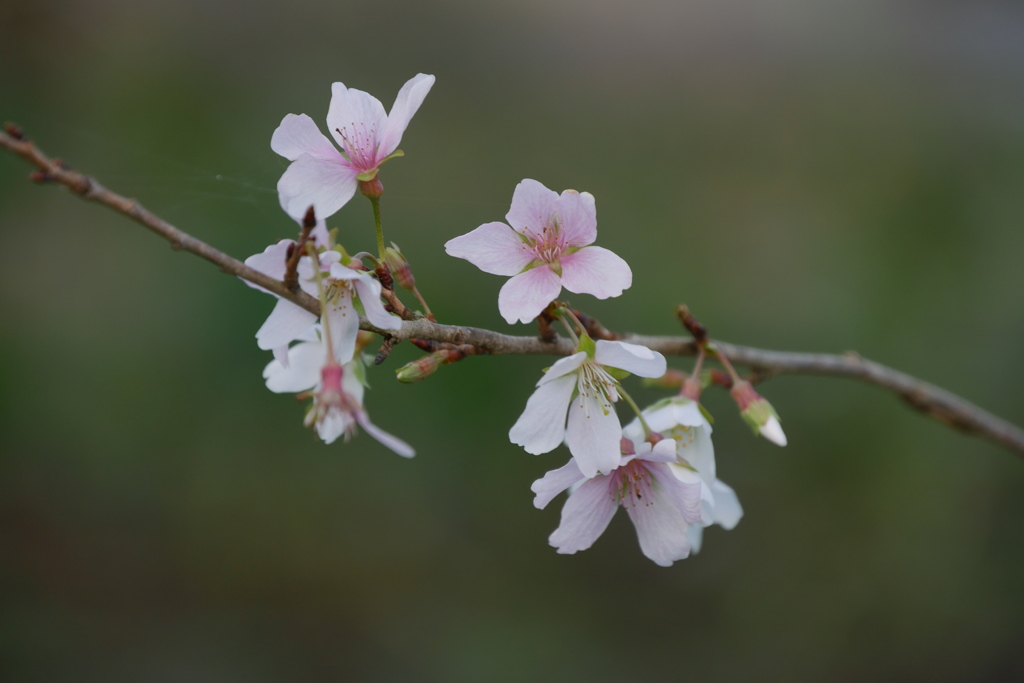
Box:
[383, 243, 416, 291]
[396, 352, 446, 383]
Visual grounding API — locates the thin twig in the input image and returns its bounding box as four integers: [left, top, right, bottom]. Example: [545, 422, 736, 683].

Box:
[3, 125, 1023, 458]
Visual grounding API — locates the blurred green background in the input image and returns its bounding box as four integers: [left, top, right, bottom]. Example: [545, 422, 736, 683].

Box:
[3, 0, 1024, 680]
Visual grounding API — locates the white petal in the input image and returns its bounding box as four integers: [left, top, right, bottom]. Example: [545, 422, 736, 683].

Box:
[644, 438, 679, 463]
[256, 298, 318, 351]
[549, 477, 618, 555]
[560, 246, 632, 300]
[356, 413, 415, 458]
[323, 288, 359, 364]
[593, 340, 666, 378]
[341, 359, 366, 405]
[710, 479, 744, 530]
[444, 222, 536, 276]
[352, 275, 403, 331]
[263, 340, 324, 393]
[531, 459, 584, 510]
[271, 113, 340, 162]
[309, 219, 331, 247]
[277, 154, 358, 221]
[565, 395, 622, 477]
[509, 374, 576, 455]
[687, 524, 705, 554]
[536, 352, 588, 386]
[760, 416, 788, 446]
[316, 409, 350, 445]
[621, 414, 645, 445]
[497, 265, 563, 325]
[378, 73, 435, 158]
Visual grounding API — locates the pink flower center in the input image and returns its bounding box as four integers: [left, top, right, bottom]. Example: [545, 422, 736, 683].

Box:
[334, 122, 380, 171]
[305, 363, 363, 441]
[521, 217, 570, 265]
[613, 460, 656, 509]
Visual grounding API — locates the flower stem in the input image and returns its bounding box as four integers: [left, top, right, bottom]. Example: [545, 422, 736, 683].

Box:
[618, 386, 652, 437]
[713, 346, 743, 385]
[559, 318, 579, 345]
[412, 286, 434, 319]
[370, 196, 385, 261]
[560, 308, 588, 338]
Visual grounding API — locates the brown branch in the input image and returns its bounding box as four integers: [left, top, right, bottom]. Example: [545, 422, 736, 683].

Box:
[4, 125, 1024, 458]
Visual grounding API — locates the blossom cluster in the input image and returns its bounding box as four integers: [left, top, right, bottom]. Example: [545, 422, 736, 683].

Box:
[243, 74, 787, 566]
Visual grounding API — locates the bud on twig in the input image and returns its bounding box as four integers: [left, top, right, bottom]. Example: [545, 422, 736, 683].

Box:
[383, 243, 415, 291]
[4, 122, 26, 140]
[396, 351, 448, 383]
[730, 380, 787, 446]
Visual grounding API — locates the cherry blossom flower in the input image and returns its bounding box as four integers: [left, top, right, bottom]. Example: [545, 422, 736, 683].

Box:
[531, 437, 703, 566]
[623, 397, 743, 553]
[272, 74, 435, 220]
[263, 333, 414, 456]
[243, 243, 402, 366]
[509, 338, 666, 477]
[444, 179, 632, 324]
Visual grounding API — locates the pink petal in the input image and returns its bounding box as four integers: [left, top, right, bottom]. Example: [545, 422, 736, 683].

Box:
[444, 222, 536, 276]
[505, 179, 559, 235]
[508, 374, 576, 455]
[594, 340, 665, 378]
[565, 394, 623, 477]
[553, 190, 597, 246]
[651, 462, 703, 524]
[326, 83, 388, 160]
[377, 73, 435, 158]
[531, 459, 584, 510]
[356, 412, 416, 458]
[497, 265, 563, 325]
[263, 340, 325, 393]
[549, 477, 618, 555]
[309, 219, 331, 247]
[271, 114, 340, 162]
[624, 484, 692, 566]
[277, 154, 359, 221]
[560, 246, 632, 300]
[256, 298, 318, 351]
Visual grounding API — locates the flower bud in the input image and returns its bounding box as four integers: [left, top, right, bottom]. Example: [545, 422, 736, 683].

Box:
[395, 352, 446, 383]
[383, 243, 416, 291]
[730, 380, 787, 446]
